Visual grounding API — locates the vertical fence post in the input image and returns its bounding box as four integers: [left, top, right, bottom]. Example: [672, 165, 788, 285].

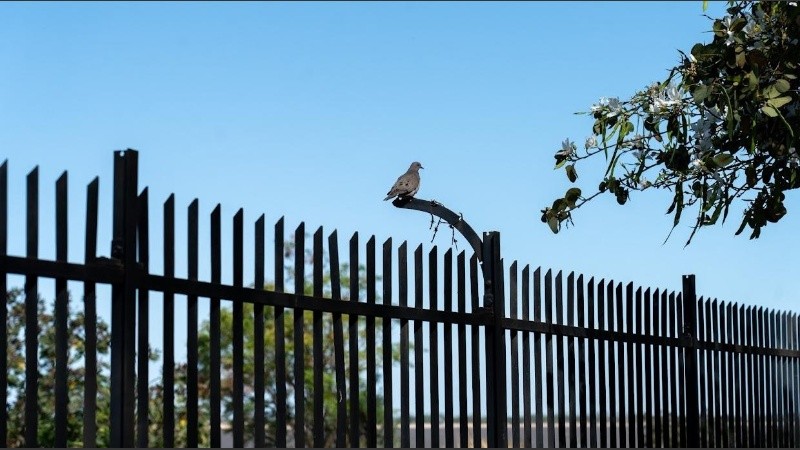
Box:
[682, 274, 700, 448]
[110, 150, 138, 448]
[483, 231, 508, 448]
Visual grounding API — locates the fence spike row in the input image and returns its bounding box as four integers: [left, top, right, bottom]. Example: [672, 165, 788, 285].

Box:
[1, 152, 799, 448]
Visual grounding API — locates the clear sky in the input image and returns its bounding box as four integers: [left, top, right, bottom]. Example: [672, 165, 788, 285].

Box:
[1, 0, 796, 417]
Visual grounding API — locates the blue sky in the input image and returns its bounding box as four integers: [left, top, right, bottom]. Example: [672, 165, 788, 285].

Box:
[3, 1, 794, 311]
[1, 0, 797, 418]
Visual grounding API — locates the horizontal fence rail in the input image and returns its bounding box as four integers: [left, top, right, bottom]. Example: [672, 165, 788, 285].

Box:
[1, 150, 799, 448]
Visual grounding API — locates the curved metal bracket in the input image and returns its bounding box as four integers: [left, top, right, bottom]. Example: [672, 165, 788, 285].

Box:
[391, 196, 483, 262]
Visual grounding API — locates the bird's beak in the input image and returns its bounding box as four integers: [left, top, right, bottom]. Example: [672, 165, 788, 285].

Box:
[421, 165, 424, 169]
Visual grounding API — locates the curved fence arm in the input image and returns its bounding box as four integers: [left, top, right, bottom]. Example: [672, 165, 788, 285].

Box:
[391, 197, 483, 262]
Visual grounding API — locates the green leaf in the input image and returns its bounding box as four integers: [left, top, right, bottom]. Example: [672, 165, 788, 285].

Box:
[712, 153, 734, 167]
[767, 96, 792, 109]
[565, 164, 578, 183]
[775, 79, 791, 93]
[702, 0, 708, 12]
[761, 105, 779, 117]
[564, 187, 582, 208]
[692, 85, 710, 103]
[546, 215, 559, 234]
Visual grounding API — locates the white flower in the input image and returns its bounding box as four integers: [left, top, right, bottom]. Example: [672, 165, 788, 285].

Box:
[722, 15, 736, 46]
[590, 96, 623, 118]
[789, 1, 797, 6]
[639, 179, 652, 189]
[649, 83, 683, 114]
[557, 138, 576, 157]
[585, 136, 597, 149]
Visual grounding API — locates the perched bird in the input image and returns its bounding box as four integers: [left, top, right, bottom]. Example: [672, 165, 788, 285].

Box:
[384, 161, 423, 201]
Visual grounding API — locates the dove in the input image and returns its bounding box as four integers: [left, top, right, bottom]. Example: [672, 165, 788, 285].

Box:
[384, 161, 423, 201]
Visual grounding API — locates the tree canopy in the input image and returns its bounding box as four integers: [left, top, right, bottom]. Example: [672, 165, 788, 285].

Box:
[543, 1, 799, 244]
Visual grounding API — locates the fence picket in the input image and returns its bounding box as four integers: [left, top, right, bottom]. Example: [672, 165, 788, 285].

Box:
[522, 265, 532, 448]
[383, 238, 394, 448]
[3, 152, 800, 449]
[186, 199, 199, 448]
[510, 261, 520, 448]
[83, 177, 99, 448]
[135, 187, 149, 448]
[274, 217, 287, 447]
[366, 236, 377, 447]
[54, 172, 69, 447]
[429, 246, 440, 448]
[208, 204, 221, 447]
[163, 196, 177, 446]
[24, 167, 39, 447]
[328, 230, 347, 448]
[444, 249, 454, 448]
[254, 215, 266, 448]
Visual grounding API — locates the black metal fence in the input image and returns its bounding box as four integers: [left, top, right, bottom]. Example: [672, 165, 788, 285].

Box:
[1, 150, 799, 448]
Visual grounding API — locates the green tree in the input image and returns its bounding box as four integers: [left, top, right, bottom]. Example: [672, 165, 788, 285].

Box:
[4, 288, 112, 447]
[543, 1, 799, 244]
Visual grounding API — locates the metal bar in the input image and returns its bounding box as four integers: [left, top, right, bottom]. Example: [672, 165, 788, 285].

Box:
[510, 262, 520, 448]
[544, 269, 555, 448]
[626, 284, 636, 448]
[746, 306, 755, 447]
[607, 281, 618, 448]
[0, 160, 6, 447]
[587, 277, 598, 448]
[677, 294, 687, 447]
[484, 232, 507, 448]
[349, 232, 360, 447]
[444, 249, 454, 448]
[660, 291, 670, 448]
[414, 244, 424, 448]
[294, 222, 306, 448]
[383, 238, 394, 448]
[162, 195, 175, 447]
[209, 204, 221, 448]
[429, 246, 440, 448]
[700, 297, 709, 447]
[313, 227, 324, 448]
[399, 241, 410, 448]
[577, 274, 587, 448]
[732, 304, 743, 448]
[329, 230, 347, 448]
[458, 251, 469, 448]
[713, 299, 722, 448]
[567, 272, 577, 448]
[616, 283, 626, 447]
[82, 177, 99, 448]
[54, 172, 69, 447]
[253, 215, 266, 448]
[534, 268, 544, 449]
[721, 302, 730, 447]
[701, 299, 720, 447]
[597, 280, 608, 448]
[653, 290, 662, 449]
[366, 236, 377, 447]
[471, 254, 482, 448]
[231, 208, 244, 448]
[682, 275, 700, 448]
[556, 271, 566, 447]
[24, 167, 39, 447]
[186, 199, 199, 448]
[135, 188, 149, 448]
[522, 265, 532, 448]
[633, 287, 642, 447]
[644, 289, 653, 448]
[274, 217, 287, 447]
[391, 197, 483, 262]
[669, 293, 679, 448]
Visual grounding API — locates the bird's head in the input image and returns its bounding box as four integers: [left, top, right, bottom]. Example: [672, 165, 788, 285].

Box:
[410, 161, 424, 170]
